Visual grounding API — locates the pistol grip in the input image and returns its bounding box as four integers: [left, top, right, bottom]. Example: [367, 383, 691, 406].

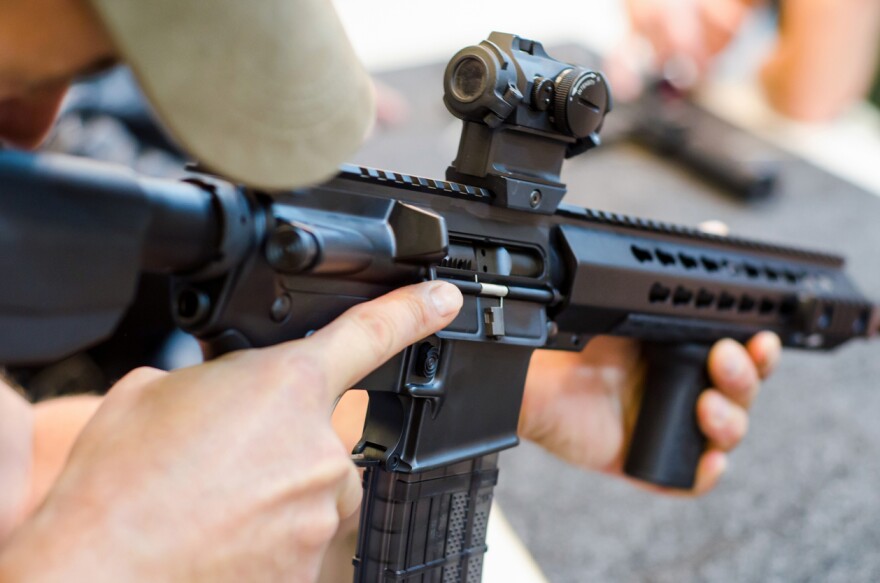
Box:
[624, 342, 711, 489]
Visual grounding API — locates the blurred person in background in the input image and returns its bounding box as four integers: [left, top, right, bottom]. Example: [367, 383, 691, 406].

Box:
[0, 0, 780, 580]
[611, 0, 880, 121]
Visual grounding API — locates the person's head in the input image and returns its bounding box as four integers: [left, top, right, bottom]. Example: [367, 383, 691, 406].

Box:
[0, 0, 375, 189]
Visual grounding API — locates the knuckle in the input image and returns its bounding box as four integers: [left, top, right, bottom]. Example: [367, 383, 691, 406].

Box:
[403, 292, 433, 330]
[295, 502, 341, 550]
[113, 366, 164, 393]
[338, 468, 363, 518]
[309, 430, 356, 478]
[350, 307, 399, 360]
[294, 452, 355, 548]
[282, 353, 328, 390]
[719, 411, 748, 450]
[741, 375, 761, 401]
[726, 361, 759, 397]
[737, 413, 750, 441]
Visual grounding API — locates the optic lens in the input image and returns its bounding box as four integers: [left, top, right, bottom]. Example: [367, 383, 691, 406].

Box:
[451, 57, 487, 102]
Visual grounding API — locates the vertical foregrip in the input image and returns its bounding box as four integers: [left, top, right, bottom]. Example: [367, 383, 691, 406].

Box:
[624, 343, 712, 489]
[353, 455, 499, 583]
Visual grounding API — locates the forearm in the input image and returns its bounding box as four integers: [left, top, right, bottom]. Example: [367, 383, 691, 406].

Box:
[761, 0, 880, 120]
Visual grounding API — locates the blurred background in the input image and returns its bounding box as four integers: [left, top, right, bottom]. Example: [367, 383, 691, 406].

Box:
[11, 1, 880, 581]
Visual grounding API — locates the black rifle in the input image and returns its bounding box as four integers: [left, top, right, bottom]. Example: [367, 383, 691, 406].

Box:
[1, 33, 877, 583]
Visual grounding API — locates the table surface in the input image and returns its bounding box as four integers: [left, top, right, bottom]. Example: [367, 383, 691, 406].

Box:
[351, 51, 880, 583]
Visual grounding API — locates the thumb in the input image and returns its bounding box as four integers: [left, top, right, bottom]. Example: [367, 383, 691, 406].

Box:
[294, 281, 463, 399]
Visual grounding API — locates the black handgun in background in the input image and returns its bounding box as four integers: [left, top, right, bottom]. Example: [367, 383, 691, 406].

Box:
[1, 33, 876, 583]
[602, 79, 780, 202]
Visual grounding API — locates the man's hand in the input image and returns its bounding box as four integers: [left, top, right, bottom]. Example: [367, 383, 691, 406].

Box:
[606, 0, 758, 100]
[0, 281, 462, 583]
[626, 0, 756, 71]
[519, 333, 781, 495]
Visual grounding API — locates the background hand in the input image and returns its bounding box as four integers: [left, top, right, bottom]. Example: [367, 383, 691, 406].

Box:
[519, 332, 780, 495]
[626, 0, 755, 71]
[606, 0, 756, 100]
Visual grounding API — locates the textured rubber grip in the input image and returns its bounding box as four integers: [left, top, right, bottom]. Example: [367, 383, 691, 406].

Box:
[624, 343, 711, 489]
[353, 454, 498, 583]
